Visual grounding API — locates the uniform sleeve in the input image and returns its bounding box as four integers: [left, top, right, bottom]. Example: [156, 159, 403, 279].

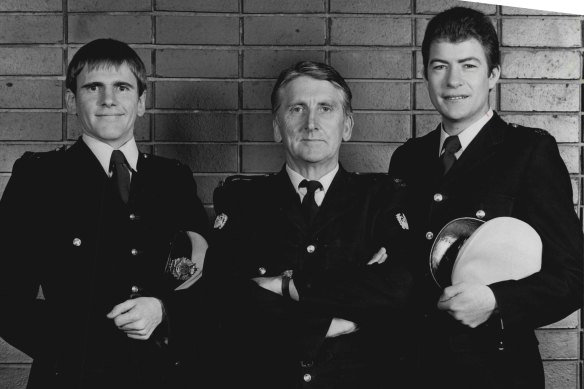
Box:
[489, 134, 583, 328]
[174, 163, 210, 240]
[0, 156, 51, 358]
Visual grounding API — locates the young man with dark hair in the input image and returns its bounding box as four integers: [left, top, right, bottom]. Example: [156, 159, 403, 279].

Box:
[389, 7, 583, 388]
[0, 38, 210, 389]
[206, 61, 413, 388]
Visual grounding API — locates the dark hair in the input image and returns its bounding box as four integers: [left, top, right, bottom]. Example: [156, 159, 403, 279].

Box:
[270, 61, 352, 114]
[422, 7, 500, 79]
[66, 38, 147, 96]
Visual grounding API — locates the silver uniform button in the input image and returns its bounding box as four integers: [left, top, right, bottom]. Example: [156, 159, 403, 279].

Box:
[306, 245, 315, 253]
[129, 213, 136, 220]
[258, 267, 266, 275]
[131, 285, 139, 294]
[476, 209, 486, 219]
[131, 249, 138, 256]
[72, 238, 82, 246]
[425, 231, 434, 240]
[303, 374, 312, 382]
[433, 193, 443, 202]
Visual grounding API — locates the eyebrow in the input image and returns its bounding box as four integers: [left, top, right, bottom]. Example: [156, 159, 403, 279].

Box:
[80, 81, 135, 88]
[430, 57, 482, 64]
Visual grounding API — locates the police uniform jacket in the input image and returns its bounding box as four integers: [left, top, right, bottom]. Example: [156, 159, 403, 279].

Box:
[0, 139, 210, 389]
[205, 166, 413, 389]
[389, 112, 583, 388]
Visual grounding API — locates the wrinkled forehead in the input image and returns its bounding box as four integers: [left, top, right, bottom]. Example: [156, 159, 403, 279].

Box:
[278, 76, 346, 106]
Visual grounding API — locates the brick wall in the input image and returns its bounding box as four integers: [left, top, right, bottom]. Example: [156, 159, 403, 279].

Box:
[0, 1, 582, 388]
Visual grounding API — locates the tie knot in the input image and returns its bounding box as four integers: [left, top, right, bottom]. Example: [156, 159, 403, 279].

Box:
[299, 179, 323, 195]
[443, 135, 461, 154]
[110, 150, 127, 168]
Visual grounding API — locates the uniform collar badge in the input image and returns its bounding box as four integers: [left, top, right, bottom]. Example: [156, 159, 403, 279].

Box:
[214, 213, 228, 229]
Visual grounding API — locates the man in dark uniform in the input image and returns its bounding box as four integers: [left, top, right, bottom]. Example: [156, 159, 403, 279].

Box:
[0, 39, 210, 389]
[205, 61, 413, 389]
[389, 7, 583, 388]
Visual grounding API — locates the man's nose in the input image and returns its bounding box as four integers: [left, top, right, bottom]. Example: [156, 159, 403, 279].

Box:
[446, 67, 463, 87]
[305, 109, 317, 131]
[100, 87, 116, 106]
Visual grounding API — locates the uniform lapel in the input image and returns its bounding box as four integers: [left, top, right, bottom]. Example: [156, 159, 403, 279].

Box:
[311, 167, 357, 234]
[273, 167, 307, 232]
[65, 139, 110, 204]
[442, 113, 506, 185]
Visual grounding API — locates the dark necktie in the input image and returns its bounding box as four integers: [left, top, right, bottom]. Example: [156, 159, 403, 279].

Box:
[109, 150, 131, 203]
[299, 179, 323, 225]
[440, 135, 462, 175]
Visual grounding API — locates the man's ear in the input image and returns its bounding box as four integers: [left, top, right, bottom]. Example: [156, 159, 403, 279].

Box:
[342, 114, 353, 142]
[488, 65, 501, 90]
[273, 117, 283, 142]
[65, 89, 77, 115]
[137, 91, 146, 117]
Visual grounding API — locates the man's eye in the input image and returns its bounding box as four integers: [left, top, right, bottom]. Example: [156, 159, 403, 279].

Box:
[118, 85, 129, 91]
[463, 64, 477, 69]
[87, 85, 99, 91]
[433, 65, 446, 70]
[290, 106, 303, 113]
[321, 106, 332, 112]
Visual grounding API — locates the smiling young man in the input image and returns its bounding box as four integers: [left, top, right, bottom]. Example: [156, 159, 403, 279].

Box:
[205, 61, 413, 389]
[0, 39, 210, 389]
[389, 7, 583, 388]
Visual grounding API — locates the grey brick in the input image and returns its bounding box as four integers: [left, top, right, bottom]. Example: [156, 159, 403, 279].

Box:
[157, 16, 239, 45]
[352, 113, 411, 142]
[0, 48, 62, 75]
[330, 50, 412, 79]
[0, 80, 61, 109]
[155, 0, 239, 12]
[500, 83, 580, 112]
[331, 17, 411, 46]
[502, 19, 581, 47]
[244, 0, 325, 13]
[155, 113, 238, 141]
[331, 0, 410, 14]
[502, 50, 581, 80]
[155, 144, 238, 173]
[0, 113, 62, 141]
[350, 81, 410, 110]
[243, 49, 325, 78]
[0, 15, 63, 43]
[155, 81, 238, 110]
[156, 49, 239, 78]
[68, 15, 151, 44]
[244, 16, 326, 45]
[68, 0, 150, 11]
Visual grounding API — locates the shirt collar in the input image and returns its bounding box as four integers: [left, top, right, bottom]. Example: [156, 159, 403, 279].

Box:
[439, 109, 493, 157]
[82, 134, 139, 174]
[286, 164, 339, 196]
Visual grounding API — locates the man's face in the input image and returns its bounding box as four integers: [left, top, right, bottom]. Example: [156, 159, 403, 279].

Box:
[65, 63, 145, 149]
[273, 76, 353, 174]
[426, 38, 500, 134]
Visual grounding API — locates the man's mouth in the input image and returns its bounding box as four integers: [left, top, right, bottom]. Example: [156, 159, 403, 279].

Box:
[443, 95, 468, 101]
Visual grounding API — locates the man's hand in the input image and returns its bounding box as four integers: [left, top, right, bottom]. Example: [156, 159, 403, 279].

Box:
[437, 282, 497, 328]
[326, 318, 358, 338]
[252, 276, 299, 301]
[107, 297, 163, 340]
[251, 276, 282, 295]
[367, 247, 387, 265]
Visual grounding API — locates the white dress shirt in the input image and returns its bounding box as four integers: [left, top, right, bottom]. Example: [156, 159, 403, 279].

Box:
[439, 109, 493, 158]
[82, 134, 139, 178]
[286, 164, 339, 206]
